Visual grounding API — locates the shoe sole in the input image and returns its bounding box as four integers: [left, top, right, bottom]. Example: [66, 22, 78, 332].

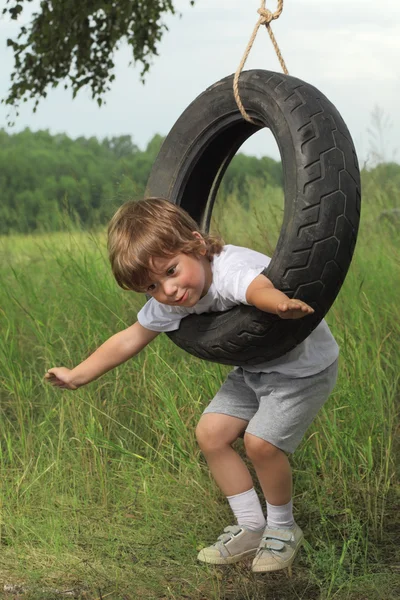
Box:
[251, 535, 304, 573]
[197, 547, 258, 565]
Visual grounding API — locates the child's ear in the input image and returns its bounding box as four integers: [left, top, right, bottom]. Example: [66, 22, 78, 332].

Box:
[192, 231, 206, 254]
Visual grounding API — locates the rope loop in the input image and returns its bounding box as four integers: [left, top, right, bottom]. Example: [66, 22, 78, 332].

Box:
[233, 1, 288, 124]
[257, 5, 283, 25]
[258, 0, 284, 23]
[257, 8, 274, 24]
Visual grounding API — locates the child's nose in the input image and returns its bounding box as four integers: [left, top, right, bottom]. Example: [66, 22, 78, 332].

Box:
[163, 281, 177, 297]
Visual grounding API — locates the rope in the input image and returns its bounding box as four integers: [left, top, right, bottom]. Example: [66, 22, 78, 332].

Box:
[233, 1, 289, 124]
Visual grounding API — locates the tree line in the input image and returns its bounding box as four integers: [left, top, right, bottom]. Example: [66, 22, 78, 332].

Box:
[0, 128, 283, 234]
[2, 128, 399, 235]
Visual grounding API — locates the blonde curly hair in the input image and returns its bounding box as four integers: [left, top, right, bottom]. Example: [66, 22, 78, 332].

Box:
[108, 197, 224, 292]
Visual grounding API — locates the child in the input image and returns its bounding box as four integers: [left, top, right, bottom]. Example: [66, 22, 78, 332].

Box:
[45, 197, 338, 573]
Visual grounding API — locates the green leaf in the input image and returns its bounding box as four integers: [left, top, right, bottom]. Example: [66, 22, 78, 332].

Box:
[2, 0, 196, 113]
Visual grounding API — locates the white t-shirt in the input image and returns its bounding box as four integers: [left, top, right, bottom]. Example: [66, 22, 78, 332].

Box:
[137, 244, 339, 377]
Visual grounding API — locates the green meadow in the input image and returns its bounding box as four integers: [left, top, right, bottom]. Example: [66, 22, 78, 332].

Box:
[0, 171, 399, 599]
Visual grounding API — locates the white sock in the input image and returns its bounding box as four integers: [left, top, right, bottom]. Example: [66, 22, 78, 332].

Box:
[227, 488, 266, 531]
[266, 499, 295, 529]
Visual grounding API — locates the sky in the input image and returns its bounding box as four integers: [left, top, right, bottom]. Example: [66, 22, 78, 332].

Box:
[0, 0, 399, 163]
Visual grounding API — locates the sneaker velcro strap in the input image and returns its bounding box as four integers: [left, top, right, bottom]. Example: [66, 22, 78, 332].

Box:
[217, 525, 241, 544]
[224, 525, 241, 535]
[264, 528, 293, 542]
[264, 539, 286, 551]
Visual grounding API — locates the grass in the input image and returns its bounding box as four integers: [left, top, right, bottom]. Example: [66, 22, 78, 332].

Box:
[0, 173, 399, 599]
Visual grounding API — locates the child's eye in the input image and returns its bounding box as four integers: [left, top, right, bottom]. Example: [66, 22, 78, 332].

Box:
[167, 266, 176, 276]
[147, 283, 156, 292]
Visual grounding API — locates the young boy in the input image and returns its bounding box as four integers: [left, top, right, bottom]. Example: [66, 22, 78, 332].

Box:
[45, 198, 338, 573]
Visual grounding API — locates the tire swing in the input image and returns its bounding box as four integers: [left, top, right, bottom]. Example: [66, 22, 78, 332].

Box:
[145, 1, 361, 366]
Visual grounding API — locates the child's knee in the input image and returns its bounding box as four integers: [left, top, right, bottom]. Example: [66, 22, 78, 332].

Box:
[196, 417, 224, 453]
[244, 433, 281, 463]
[195, 413, 243, 453]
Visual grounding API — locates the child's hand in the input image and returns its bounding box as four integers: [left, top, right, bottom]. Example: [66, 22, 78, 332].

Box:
[276, 299, 315, 320]
[44, 367, 79, 390]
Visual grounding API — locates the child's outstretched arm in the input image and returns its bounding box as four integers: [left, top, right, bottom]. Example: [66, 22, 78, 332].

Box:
[246, 274, 314, 320]
[44, 322, 159, 390]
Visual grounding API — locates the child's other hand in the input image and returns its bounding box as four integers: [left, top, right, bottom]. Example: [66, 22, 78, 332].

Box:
[44, 367, 78, 390]
[276, 299, 315, 320]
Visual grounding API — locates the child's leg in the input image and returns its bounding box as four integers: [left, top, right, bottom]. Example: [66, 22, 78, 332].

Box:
[196, 413, 265, 531]
[244, 360, 338, 572]
[196, 413, 252, 496]
[244, 435, 292, 504]
[244, 359, 338, 518]
[197, 366, 262, 509]
[196, 412, 266, 565]
[244, 434, 294, 528]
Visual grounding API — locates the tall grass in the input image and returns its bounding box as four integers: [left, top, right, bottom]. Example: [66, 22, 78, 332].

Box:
[0, 172, 399, 599]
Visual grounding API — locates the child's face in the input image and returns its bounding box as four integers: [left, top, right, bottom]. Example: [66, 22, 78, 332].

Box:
[146, 250, 212, 307]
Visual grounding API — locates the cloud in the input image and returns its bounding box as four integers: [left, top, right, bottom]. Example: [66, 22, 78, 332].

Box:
[0, 0, 398, 162]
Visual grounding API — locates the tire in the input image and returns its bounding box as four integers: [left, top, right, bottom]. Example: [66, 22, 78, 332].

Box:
[145, 70, 361, 365]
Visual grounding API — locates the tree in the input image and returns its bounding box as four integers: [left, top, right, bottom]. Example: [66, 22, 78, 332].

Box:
[103, 135, 139, 159]
[3, 0, 195, 114]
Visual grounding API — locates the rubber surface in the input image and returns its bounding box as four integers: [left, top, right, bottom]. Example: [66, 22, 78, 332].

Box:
[145, 70, 361, 365]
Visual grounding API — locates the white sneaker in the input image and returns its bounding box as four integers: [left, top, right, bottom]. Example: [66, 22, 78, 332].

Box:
[252, 523, 304, 572]
[197, 525, 265, 565]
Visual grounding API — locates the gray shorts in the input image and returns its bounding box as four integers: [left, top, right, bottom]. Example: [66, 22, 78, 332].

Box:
[203, 359, 338, 453]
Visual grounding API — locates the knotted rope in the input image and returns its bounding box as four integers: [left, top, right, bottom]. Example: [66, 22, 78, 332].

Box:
[233, 0, 289, 124]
